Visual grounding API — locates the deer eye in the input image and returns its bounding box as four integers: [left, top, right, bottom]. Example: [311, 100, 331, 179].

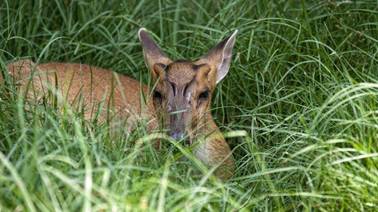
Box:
[153, 90, 163, 102]
[198, 90, 209, 100]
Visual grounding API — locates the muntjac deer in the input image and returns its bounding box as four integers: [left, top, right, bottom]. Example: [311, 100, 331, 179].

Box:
[1, 28, 238, 180]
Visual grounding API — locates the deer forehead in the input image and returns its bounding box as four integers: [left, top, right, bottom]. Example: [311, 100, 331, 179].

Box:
[165, 61, 197, 85]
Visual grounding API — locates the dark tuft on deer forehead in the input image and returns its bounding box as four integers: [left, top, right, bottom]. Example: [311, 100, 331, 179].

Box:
[174, 59, 191, 63]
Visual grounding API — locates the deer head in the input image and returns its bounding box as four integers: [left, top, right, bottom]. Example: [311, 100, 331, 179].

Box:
[138, 28, 237, 143]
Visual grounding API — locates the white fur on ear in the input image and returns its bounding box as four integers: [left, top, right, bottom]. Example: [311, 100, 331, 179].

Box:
[216, 29, 238, 84]
[138, 27, 148, 39]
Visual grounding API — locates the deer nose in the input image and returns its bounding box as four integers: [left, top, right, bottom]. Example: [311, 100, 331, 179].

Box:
[170, 131, 185, 140]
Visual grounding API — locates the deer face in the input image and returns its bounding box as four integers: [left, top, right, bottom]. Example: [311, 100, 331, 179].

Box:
[151, 62, 213, 140]
[138, 28, 237, 142]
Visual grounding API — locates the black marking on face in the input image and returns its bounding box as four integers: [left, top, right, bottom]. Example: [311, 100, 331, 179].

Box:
[153, 90, 163, 104]
[169, 82, 176, 96]
[192, 63, 207, 71]
[182, 77, 196, 97]
[198, 89, 209, 100]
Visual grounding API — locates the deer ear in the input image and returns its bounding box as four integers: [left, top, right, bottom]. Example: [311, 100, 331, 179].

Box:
[198, 30, 238, 84]
[138, 28, 172, 73]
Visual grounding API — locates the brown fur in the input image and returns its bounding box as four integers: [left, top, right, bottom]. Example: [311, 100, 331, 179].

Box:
[150, 60, 235, 180]
[1, 29, 238, 180]
[5, 60, 157, 132]
[3, 59, 234, 180]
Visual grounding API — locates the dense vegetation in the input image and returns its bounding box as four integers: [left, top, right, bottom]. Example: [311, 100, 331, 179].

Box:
[1, 0, 378, 211]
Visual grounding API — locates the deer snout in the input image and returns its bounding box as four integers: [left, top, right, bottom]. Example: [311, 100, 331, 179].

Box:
[169, 108, 188, 141]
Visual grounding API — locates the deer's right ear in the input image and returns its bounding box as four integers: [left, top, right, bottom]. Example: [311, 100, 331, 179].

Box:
[138, 28, 172, 78]
[196, 30, 238, 84]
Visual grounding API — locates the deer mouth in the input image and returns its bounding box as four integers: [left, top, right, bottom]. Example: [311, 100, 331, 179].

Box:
[170, 131, 185, 140]
[169, 131, 193, 146]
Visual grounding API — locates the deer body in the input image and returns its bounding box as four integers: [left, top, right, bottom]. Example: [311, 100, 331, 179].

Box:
[5, 60, 155, 130]
[2, 28, 237, 180]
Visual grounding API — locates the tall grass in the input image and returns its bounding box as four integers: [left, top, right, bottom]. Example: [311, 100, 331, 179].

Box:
[1, 0, 378, 210]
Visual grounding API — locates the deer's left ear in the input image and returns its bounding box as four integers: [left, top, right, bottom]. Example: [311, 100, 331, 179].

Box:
[197, 30, 238, 84]
[138, 28, 172, 78]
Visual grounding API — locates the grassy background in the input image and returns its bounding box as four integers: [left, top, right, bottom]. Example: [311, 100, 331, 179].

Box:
[1, 0, 378, 211]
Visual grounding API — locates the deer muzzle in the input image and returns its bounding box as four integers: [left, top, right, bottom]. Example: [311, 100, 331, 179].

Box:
[169, 108, 189, 140]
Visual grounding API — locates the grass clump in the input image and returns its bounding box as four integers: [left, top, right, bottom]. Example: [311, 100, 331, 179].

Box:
[1, 0, 378, 211]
